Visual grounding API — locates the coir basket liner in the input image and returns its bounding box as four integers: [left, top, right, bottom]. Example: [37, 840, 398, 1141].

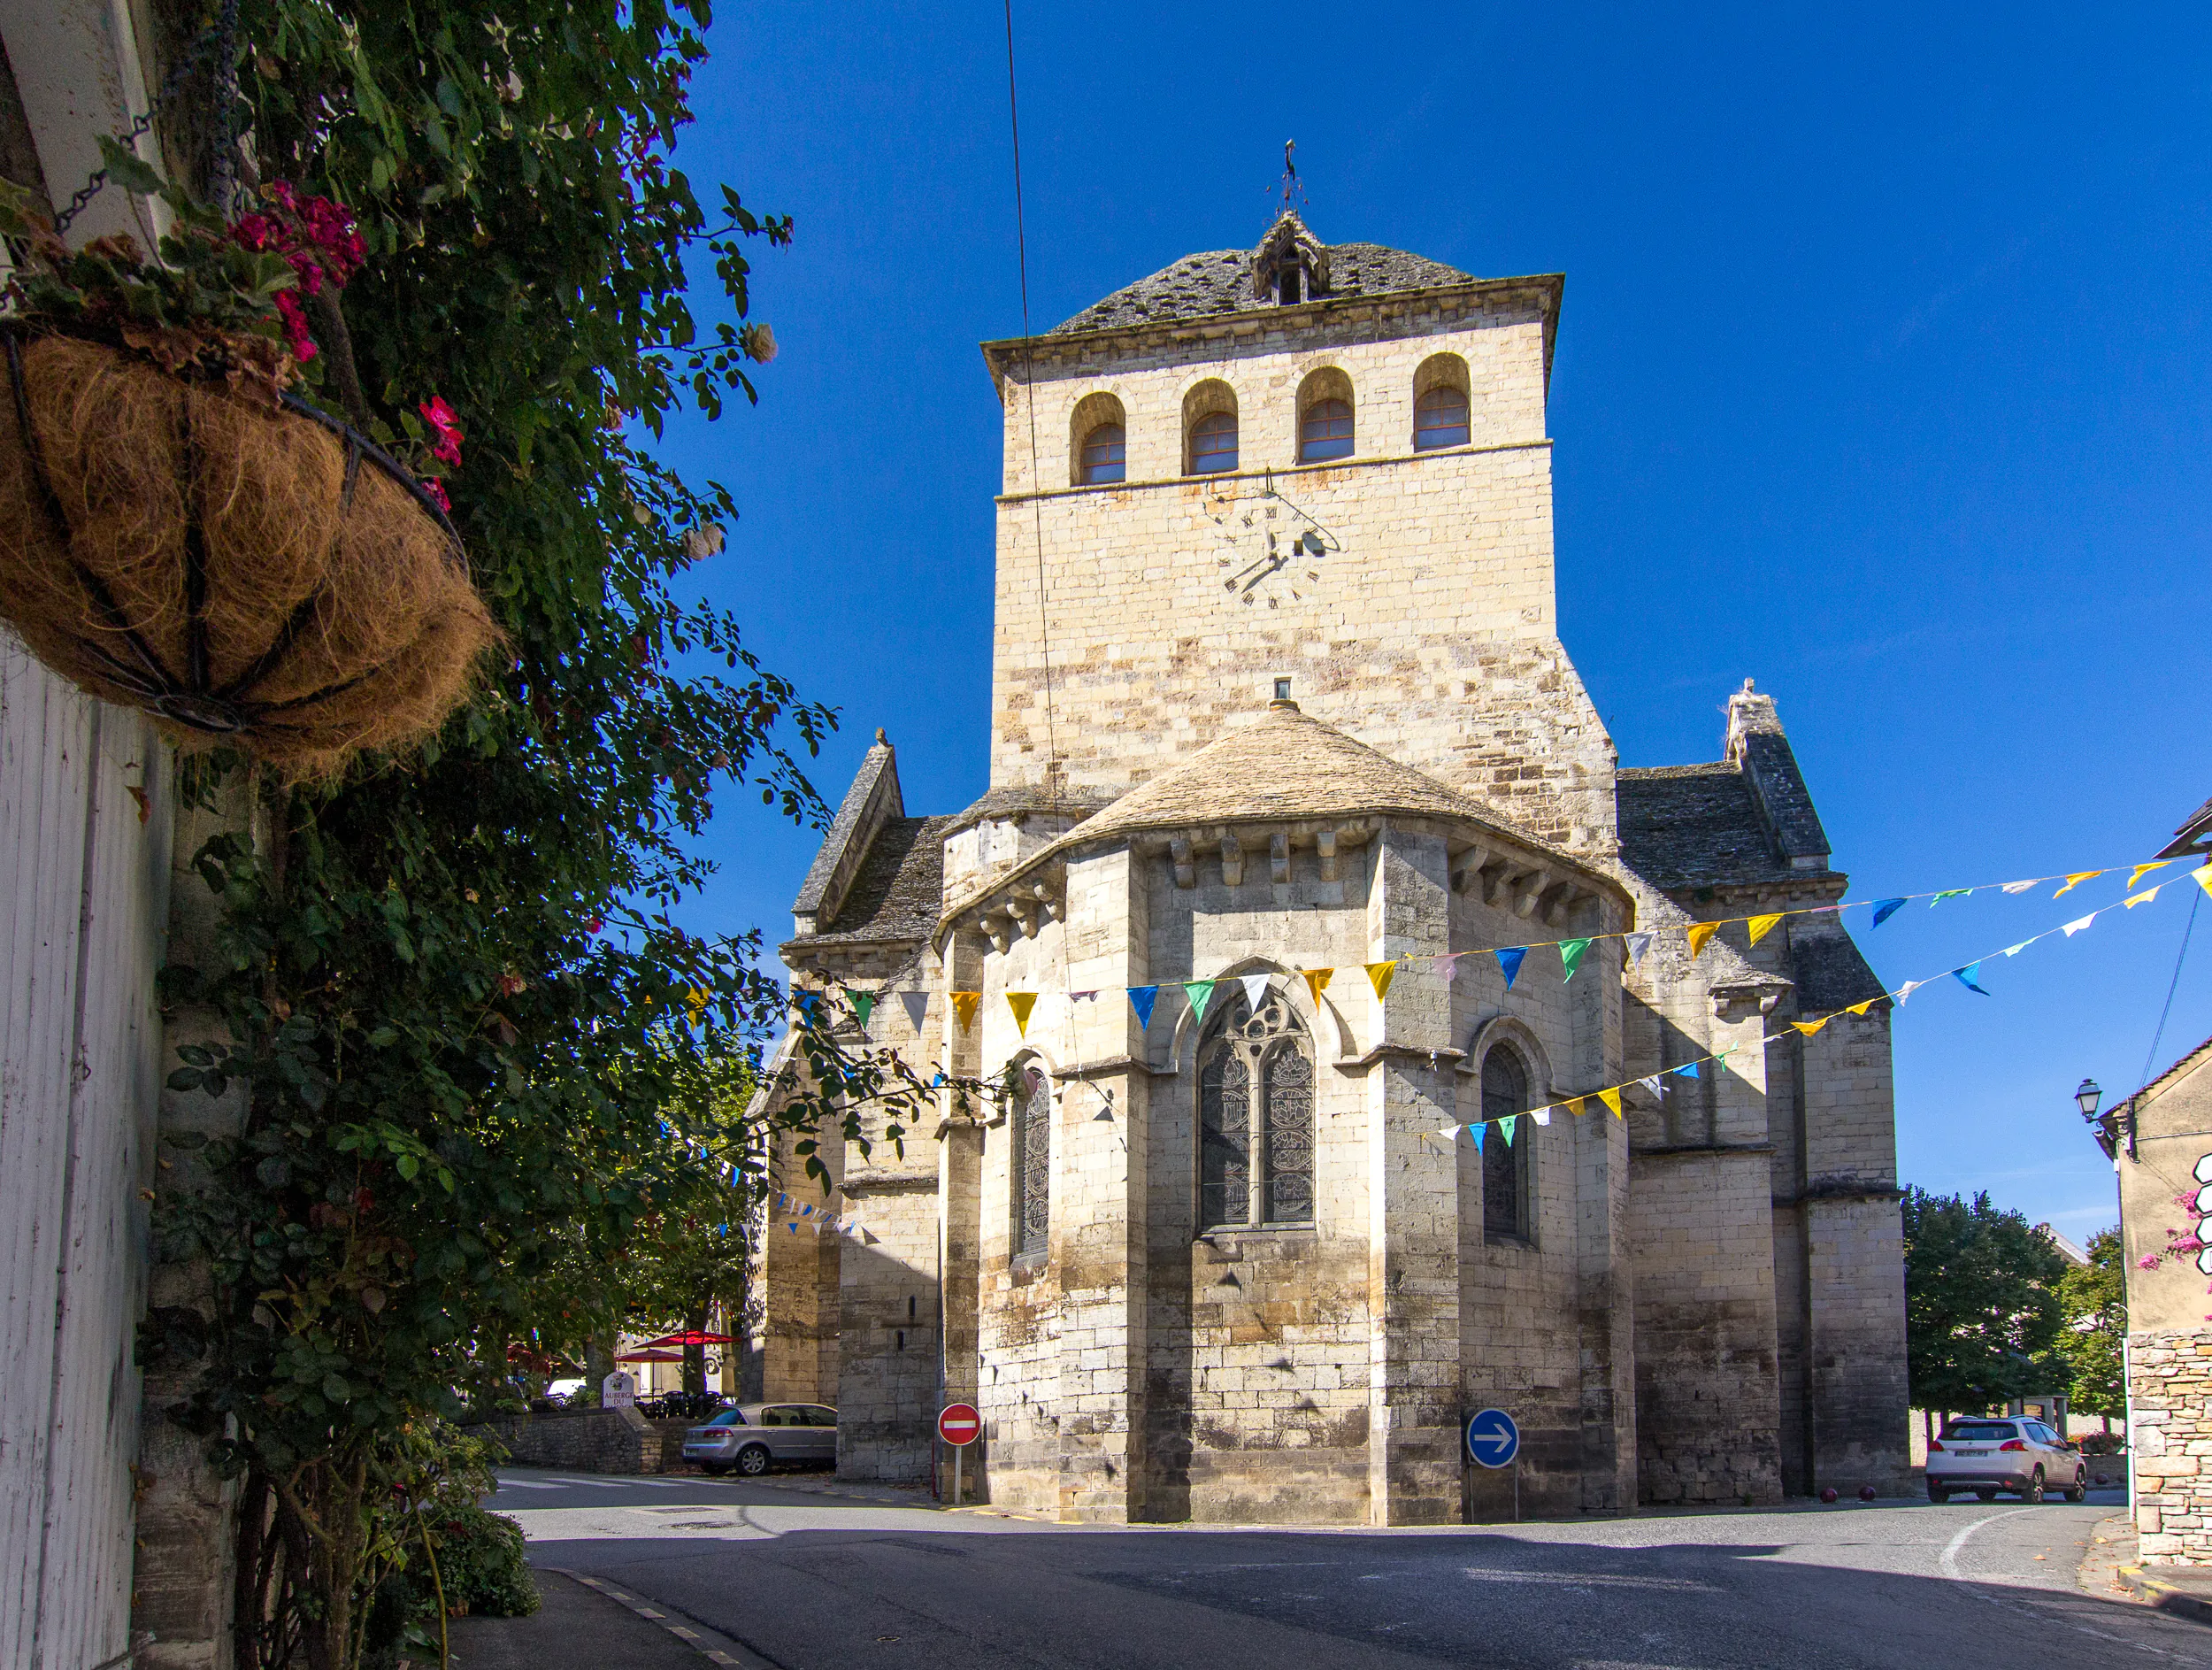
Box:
[0, 328, 498, 773]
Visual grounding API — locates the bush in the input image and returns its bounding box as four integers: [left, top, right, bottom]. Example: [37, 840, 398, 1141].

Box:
[433, 1505, 539, 1618]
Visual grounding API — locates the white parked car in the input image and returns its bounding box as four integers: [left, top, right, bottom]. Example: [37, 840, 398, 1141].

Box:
[1926, 1416, 2085, 1503]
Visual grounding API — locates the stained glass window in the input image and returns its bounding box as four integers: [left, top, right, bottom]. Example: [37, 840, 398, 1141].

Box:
[1197, 992, 1313, 1230]
[1014, 1066, 1050, 1257]
[1481, 1046, 1531, 1242]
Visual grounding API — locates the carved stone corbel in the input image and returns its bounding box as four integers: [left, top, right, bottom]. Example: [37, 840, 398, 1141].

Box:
[1513, 868, 1553, 920]
[1316, 828, 1339, 882]
[1220, 834, 1244, 887]
[1169, 835, 1195, 889]
[1271, 830, 1290, 884]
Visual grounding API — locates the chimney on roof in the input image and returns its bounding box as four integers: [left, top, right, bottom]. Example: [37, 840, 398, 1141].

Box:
[1724, 678, 1785, 766]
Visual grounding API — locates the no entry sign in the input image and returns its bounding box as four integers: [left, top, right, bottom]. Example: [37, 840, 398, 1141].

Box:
[938, 1403, 982, 1447]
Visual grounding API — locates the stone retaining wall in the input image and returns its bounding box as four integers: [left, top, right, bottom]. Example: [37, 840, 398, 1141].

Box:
[478, 1405, 661, 1474]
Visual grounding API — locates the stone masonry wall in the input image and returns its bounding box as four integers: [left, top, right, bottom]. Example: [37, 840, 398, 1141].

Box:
[2132, 1331, 2212, 1563]
[480, 1406, 660, 1474]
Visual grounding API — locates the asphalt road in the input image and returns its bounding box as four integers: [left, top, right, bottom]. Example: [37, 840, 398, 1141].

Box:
[488, 1469, 2208, 1669]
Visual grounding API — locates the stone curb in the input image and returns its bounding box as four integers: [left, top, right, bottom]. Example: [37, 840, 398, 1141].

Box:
[546, 1568, 779, 1667]
[2115, 1564, 2212, 1627]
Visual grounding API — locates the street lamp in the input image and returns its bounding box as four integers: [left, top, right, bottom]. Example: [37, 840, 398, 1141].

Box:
[2077, 1078, 2102, 1122]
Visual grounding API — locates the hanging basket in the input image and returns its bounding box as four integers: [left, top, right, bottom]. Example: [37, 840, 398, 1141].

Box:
[0, 326, 499, 773]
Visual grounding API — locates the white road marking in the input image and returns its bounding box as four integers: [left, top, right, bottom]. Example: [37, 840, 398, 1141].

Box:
[1939, 1508, 2039, 1581]
[1937, 1507, 2193, 1660]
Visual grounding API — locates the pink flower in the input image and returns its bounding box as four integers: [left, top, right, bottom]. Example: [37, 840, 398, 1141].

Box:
[420, 478, 450, 515]
[273, 290, 317, 362]
[419, 396, 464, 468]
[2140, 1255, 2162, 1270]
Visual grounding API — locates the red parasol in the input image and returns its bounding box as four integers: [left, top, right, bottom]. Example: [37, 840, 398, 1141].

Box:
[636, 1330, 735, 1349]
[613, 1349, 685, 1365]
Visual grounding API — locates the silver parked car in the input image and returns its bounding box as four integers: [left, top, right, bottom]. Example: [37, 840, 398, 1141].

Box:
[1926, 1416, 2085, 1503]
[680, 1403, 838, 1477]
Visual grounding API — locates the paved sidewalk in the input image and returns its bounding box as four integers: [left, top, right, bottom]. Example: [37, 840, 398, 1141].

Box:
[445, 1568, 743, 1668]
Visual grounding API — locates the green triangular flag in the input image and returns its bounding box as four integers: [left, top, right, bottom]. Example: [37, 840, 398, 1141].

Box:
[1559, 938, 1594, 981]
[1183, 980, 1217, 1022]
[1500, 1113, 1518, 1144]
[849, 989, 875, 1029]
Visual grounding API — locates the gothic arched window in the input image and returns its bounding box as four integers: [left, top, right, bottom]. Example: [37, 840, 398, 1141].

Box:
[1481, 1045, 1532, 1243]
[1079, 421, 1126, 485]
[1414, 384, 1471, 450]
[1197, 992, 1314, 1230]
[1012, 1064, 1050, 1258]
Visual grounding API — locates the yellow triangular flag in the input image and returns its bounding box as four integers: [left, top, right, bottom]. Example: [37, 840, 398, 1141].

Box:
[1686, 922, 1718, 958]
[2195, 866, 2212, 899]
[1365, 962, 1397, 1001]
[2130, 861, 2173, 889]
[2054, 871, 2101, 897]
[1793, 1017, 1830, 1036]
[1846, 1000, 1875, 1017]
[1598, 1088, 1623, 1118]
[1747, 913, 1783, 947]
[1564, 1097, 1586, 1117]
[2125, 887, 2161, 909]
[1006, 991, 1037, 1035]
[950, 991, 981, 1031]
[1302, 968, 1333, 1006]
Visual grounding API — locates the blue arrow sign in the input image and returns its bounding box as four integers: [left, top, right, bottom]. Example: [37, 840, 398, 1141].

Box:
[1466, 1407, 1520, 1469]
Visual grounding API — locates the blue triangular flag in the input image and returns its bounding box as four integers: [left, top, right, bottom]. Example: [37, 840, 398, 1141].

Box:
[1871, 898, 1908, 927]
[1672, 1061, 1699, 1079]
[1468, 1121, 1485, 1151]
[1129, 986, 1159, 1027]
[1495, 947, 1527, 989]
[1954, 962, 1990, 995]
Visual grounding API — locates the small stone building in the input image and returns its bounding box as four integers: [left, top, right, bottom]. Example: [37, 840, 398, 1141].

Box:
[2115, 1031, 2212, 1561]
[748, 212, 1909, 1523]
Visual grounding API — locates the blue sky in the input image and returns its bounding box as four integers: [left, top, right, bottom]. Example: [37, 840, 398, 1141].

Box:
[653, 1, 2212, 1238]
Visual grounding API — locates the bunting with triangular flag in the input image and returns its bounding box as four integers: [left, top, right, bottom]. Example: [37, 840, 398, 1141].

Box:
[1846, 1000, 1876, 1016]
[1598, 1088, 1623, 1118]
[1240, 974, 1271, 1012]
[1624, 932, 1653, 968]
[1302, 968, 1333, 1006]
[1128, 986, 1160, 1028]
[1184, 980, 1217, 1021]
[1432, 952, 1464, 981]
[2130, 861, 2173, 889]
[2055, 872, 2101, 897]
[1872, 898, 1908, 927]
[1954, 963, 1990, 996]
[1672, 1061, 1699, 1079]
[1500, 1114, 1518, 1144]
[2198, 866, 2212, 899]
[1747, 913, 1782, 946]
[1495, 947, 1526, 989]
[1366, 962, 1397, 1001]
[899, 989, 929, 1033]
[951, 991, 981, 1031]
[2001, 880, 2037, 894]
[2126, 888, 2162, 909]
[1931, 889, 1972, 905]
[849, 989, 876, 1030]
[1007, 991, 1038, 1035]
[1559, 938, 1594, 981]
[1468, 1121, 1485, 1151]
[1639, 1075, 1663, 1097]
[1564, 1097, 1586, 1117]
[1532, 1106, 1552, 1126]
[1686, 922, 1718, 958]
[2062, 914, 2096, 936]
[1792, 1017, 1828, 1036]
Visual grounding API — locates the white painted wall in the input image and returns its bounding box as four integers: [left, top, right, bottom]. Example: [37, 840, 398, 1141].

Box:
[0, 630, 172, 1670]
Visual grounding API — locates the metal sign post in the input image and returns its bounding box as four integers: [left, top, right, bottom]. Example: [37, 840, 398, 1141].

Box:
[1466, 1407, 1522, 1522]
[938, 1402, 981, 1507]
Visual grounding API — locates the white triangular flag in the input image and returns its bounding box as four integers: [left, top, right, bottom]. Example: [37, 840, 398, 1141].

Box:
[1532, 1106, 1552, 1126]
[1241, 974, 1271, 1012]
[1624, 932, 1654, 968]
[2001, 880, 2037, 894]
[1639, 1075, 1663, 1097]
[2062, 914, 2096, 936]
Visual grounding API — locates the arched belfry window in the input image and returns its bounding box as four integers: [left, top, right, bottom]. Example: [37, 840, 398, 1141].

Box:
[1481, 1046, 1532, 1243]
[1012, 1063, 1050, 1258]
[1079, 422, 1125, 485]
[1415, 384, 1471, 450]
[1196, 991, 1315, 1229]
[1189, 410, 1237, 474]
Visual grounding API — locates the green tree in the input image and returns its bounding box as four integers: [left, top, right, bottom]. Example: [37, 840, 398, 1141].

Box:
[2055, 1227, 2127, 1421]
[1901, 1187, 2070, 1418]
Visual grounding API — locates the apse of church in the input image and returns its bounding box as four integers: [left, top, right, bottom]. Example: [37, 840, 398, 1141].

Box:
[753, 212, 1909, 1524]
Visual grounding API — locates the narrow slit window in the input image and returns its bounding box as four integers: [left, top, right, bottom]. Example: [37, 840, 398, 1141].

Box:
[1013, 1066, 1051, 1257]
[1481, 1047, 1532, 1243]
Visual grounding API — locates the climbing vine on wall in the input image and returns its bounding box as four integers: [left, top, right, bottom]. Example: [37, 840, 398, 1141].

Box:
[137, 4, 949, 1665]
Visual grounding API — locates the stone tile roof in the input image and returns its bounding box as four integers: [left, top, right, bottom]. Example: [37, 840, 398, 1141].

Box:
[1051, 242, 1477, 337]
[801, 816, 953, 945]
[1616, 764, 1809, 890]
[949, 782, 1114, 832]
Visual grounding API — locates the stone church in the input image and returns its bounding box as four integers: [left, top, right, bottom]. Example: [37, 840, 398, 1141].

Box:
[747, 212, 1909, 1524]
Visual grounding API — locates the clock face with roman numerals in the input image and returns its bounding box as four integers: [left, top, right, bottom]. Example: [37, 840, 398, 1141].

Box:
[1203, 480, 1337, 608]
